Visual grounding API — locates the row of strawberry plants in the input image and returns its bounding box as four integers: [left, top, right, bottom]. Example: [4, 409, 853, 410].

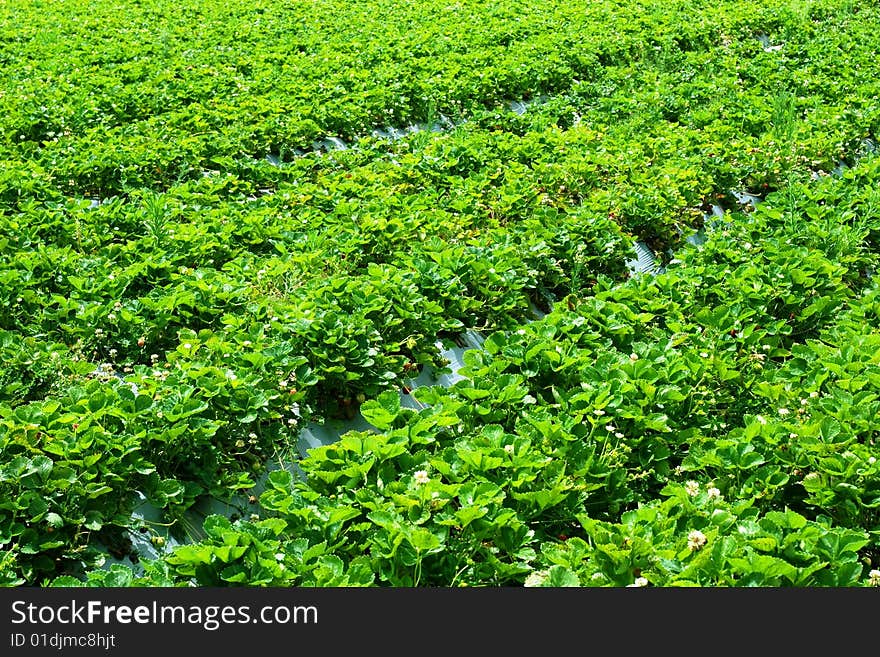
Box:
[1, 0, 878, 199]
[53, 151, 880, 587]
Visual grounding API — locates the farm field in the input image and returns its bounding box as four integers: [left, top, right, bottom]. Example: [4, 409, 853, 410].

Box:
[2, 0, 880, 587]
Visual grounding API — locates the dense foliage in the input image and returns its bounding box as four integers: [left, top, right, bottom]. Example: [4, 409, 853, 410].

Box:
[1, 0, 879, 586]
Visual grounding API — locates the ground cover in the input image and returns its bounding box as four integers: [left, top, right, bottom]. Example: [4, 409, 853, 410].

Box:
[1, 0, 879, 586]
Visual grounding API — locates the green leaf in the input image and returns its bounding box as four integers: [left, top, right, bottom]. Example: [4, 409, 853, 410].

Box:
[407, 528, 442, 552]
[360, 391, 401, 430]
[83, 511, 103, 531]
[45, 512, 63, 528]
[267, 469, 292, 490]
[88, 391, 107, 413]
[32, 455, 53, 478]
[135, 394, 153, 412]
[103, 565, 134, 587]
[85, 484, 113, 499]
[750, 555, 798, 583]
[544, 565, 580, 587]
[748, 537, 777, 552]
[817, 531, 869, 561]
[454, 505, 488, 527]
[327, 506, 360, 526]
[203, 515, 234, 542]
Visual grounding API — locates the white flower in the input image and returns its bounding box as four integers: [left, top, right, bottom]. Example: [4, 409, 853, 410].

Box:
[183, 343, 192, 350]
[756, 415, 767, 425]
[275, 553, 285, 561]
[687, 529, 707, 551]
[699, 352, 709, 358]
[248, 432, 257, 440]
[593, 409, 606, 416]
[629, 353, 639, 361]
[413, 470, 430, 486]
[626, 577, 649, 588]
[707, 487, 722, 500]
[107, 313, 117, 322]
[778, 407, 790, 416]
[789, 432, 798, 439]
[614, 432, 624, 439]
[869, 570, 880, 587]
[809, 391, 819, 398]
[869, 457, 877, 465]
[685, 481, 700, 497]
[504, 444, 515, 454]
[605, 424, 616, 432]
